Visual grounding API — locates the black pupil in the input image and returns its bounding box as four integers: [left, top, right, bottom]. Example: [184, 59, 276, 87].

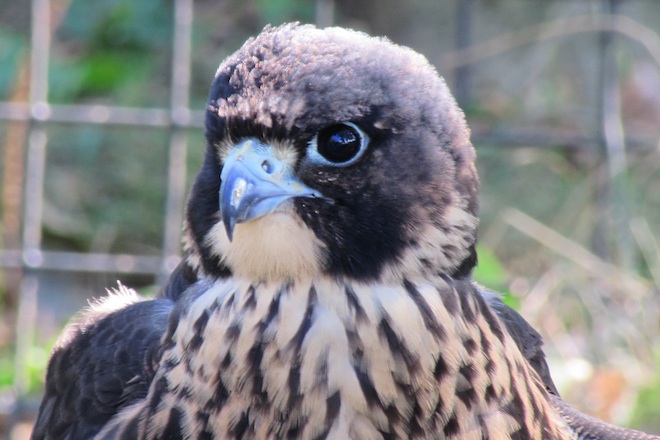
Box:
[317, 124, 361, 163]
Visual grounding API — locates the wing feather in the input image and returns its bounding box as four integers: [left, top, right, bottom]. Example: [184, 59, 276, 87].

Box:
[31, 290, 173, 440]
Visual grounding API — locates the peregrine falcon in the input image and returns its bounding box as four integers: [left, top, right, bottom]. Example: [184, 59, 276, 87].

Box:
[32, 24, 659, 440]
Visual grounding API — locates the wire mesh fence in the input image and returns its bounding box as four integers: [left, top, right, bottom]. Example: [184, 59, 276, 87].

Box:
[1, 0, 659, 436]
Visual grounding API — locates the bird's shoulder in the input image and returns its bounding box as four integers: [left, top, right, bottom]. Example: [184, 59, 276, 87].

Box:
[477, 284, 560, 396]
[31, 286, 173, 440]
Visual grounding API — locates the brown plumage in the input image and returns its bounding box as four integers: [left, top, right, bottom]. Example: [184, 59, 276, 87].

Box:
[32, 23, 659, 440]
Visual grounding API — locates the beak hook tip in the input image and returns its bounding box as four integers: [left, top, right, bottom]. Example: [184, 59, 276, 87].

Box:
[224, 219, 235, 242]
[220, 205, 235, 242]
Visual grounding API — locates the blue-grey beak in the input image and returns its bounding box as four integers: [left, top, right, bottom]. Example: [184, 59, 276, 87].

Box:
[219, 139, 324, 241]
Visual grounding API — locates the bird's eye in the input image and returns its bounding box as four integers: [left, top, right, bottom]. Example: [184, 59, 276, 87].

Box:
[307, 122, 369, 167]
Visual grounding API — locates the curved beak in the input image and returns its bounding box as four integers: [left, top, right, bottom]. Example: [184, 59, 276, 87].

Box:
[219, 139, 324, 241]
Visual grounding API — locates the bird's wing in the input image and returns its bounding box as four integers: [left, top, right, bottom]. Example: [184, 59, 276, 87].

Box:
[550, 394, 660, 440]
[480, 285, 660, 440]
[31, 287, 173, 440]
[478, 285, 560, 396]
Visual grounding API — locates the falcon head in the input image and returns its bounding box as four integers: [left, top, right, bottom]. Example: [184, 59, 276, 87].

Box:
[183, 23, 479, 284]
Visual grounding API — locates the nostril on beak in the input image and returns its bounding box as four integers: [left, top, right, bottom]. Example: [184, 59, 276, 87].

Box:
[261, 160, 274, 174]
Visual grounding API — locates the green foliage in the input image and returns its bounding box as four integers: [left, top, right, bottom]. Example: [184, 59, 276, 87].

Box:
[0, 29, 25, 100]
[43, 125, 171, 254]
[50, 51, 155, 101]
[50, 0, 171, 105]
[0, 343, 51, 394]
[0, 354, 12, 388]
[630, 351, 660, 433]
[255, 0, 315, 24]
[60, 0, 171, 50]
[473, 244, 520, 309]
[473, 244, 508, 290]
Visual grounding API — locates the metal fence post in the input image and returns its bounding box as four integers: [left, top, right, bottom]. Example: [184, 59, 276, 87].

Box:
[595, 0, 633, 267]
[161, 0, 194, 282]
[454, 0, 474, 109]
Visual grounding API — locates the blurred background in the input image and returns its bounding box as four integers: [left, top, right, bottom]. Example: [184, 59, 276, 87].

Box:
[0, 0, 659, 437]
